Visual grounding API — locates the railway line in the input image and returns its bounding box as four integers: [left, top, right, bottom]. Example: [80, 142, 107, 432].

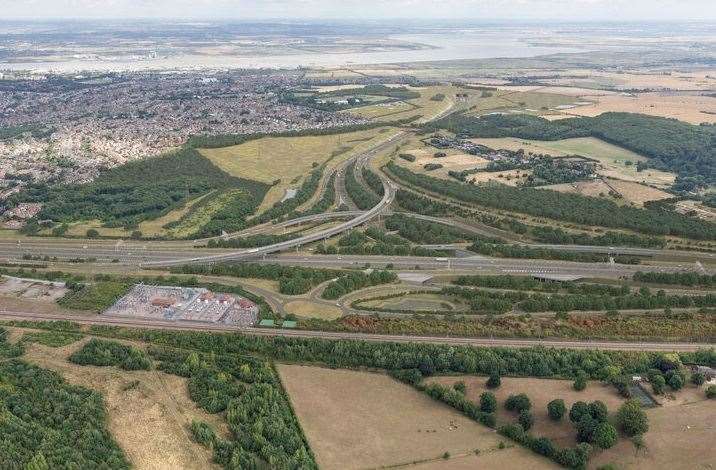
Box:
[0, 309, 710, 352]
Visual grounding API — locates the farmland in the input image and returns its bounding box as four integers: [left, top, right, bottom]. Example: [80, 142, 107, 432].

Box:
[277, 364, 554, 469]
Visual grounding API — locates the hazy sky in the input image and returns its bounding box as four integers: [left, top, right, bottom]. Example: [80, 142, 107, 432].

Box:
[2, 0, 716, 21]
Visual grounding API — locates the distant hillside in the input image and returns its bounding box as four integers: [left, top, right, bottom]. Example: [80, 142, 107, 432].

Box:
[428, 112, 716, 187]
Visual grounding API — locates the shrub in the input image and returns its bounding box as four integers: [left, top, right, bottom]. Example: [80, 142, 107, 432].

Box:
[616, 400, 649, 437]
[569, 401, 589, 423]
[189, 421, 216, 447]
[480, 392, 497, 413]
[593, 422, 618, 449]
[691, 372, 706, 386]
[588, 400, 609, 423]
[518, 410, 534, 431]
[505, 393, 531, 412]
[547, 399, 566, 421]
[487, 371, 501, 389]
[573, 375, 587, 391]
[453, 381, 466, 394]
[651, 374, 666, 394]
[706, 385, 716, 399]
[389, 368, 423, 386]
[665, 370, 684, 390]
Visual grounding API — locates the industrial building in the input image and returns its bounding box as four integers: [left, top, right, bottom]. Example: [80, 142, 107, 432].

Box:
[103, 284, 258, 327]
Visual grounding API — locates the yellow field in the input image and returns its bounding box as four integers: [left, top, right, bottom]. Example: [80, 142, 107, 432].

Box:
[469, 136, 676, 188]
[284, 300, 342, 320]
[278, 365, 554, 470]
[555, 92, 716, 124]
[199, 127, 394, 213]
[345, 85, 455, 123]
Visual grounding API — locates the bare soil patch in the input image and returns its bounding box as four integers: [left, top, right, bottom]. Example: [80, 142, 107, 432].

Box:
[0, 295, 87, 316]
[277, 365, 553, 470]
[22, 339, 225, 470]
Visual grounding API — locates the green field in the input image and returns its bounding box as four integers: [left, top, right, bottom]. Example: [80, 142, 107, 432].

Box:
[470, 136, 675, 187]
[199, 127, 395, 213]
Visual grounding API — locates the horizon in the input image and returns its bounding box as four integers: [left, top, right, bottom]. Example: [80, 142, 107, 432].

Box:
[3, 0, 716, 22]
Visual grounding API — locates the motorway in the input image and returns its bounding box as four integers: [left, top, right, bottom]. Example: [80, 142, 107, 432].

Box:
[262, 253, 701, 278]
[0, 309, 710, 352]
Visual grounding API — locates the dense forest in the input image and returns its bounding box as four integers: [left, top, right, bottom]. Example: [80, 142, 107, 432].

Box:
[0, 359, 129, 469]
[12, 148, 269, 230]
[428, 112, 716, 186]
[387, 162, 716, 240]
[69, 338, 151, 370]
[280, 84, 420, 112]
[345, 161, 381, 210]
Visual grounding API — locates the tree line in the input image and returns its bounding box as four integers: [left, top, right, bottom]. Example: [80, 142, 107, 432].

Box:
[428, 112, 716, 186]
[633, 271, 716, 287]
[387, 162, 716, 240]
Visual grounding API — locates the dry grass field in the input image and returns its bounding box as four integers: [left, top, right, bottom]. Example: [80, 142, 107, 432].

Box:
[345, 85, 455, 123]
[426, 376, 625, 449]
[470, 136, 676, 188]
[200, 127, 394, 212]
[277, 365, 555, 470]
[284, 300, 342, 320]
[0, 294, 87, 316]
[361, 292, 461, 312]
[17, 334, 225, 470]
[560, 92, 716, 124]
[545, 178, 673, 207]
[590, 386, 715, 470]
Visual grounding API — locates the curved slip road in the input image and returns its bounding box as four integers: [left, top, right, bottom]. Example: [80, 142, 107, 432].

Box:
[141, 131, 407, 268]
[0, 309, 711, 352]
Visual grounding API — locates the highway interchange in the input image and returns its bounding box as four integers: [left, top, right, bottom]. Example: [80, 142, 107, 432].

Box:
[1, 103, 714, 353]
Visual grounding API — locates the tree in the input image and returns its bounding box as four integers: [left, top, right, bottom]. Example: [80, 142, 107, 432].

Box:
[569, 401, 590, 423]
[573, 374, 587, 391]
[593, 422, 618, 449]
[547, 399, 566, 421]
[706, 385, 716, 399]
[505, 393, 531, 412]
[480, 392, 497, 413]
[487, 371, 501, 389]
[616, 400, 649, 437]
[25, 453, 49, 470]
[453, 381, 466, 394]
[632, 434, 646, 456]
[86, 229, 100, 238]
[576, 414, 597, 443]
[665, 370, 684, 390]
[691, 372, 706, 386]
[588, 400, 609, 423]
[518, 410, 534, 431]
[651, 375, 666, 395]
[130, 230, 143, 240]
